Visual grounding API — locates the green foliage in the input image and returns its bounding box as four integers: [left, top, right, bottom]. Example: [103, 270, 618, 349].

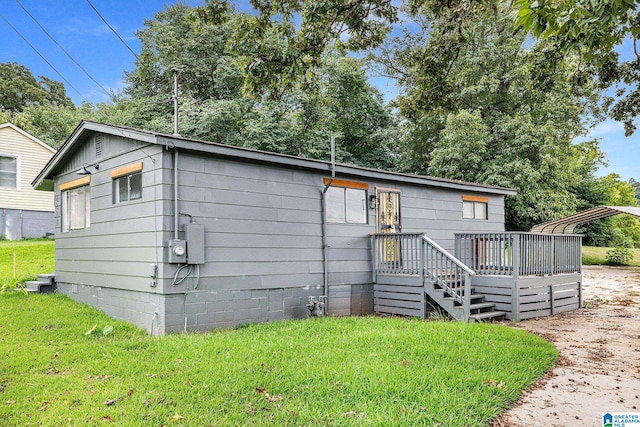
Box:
[0, 240, 54, 290]
[0, 62, 73, 112]
[224, 0, 398, 98]
[512, 0, 640, 135]
[373, 0, 604, 230]
[118, 4, 399, 167]
[583, 246, 640, 266]
[605, 246, 634, 266]
[0, 293, 557, 425]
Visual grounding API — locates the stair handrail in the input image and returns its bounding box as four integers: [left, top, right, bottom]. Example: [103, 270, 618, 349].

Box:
[421, 235, 476, 275]
[421, 234, 475, 320]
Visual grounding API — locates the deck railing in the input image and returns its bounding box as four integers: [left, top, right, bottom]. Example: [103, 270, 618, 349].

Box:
[371, 232, 424, 276]
[455, 232, 582, 276]
[371, 232, 582, 279]
[421, 235, 474, 311]
[371, 232, 474, 315]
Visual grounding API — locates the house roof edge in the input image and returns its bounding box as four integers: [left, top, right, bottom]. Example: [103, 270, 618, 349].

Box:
[32, 121, 516, 196]
[0, 122, 57, 153]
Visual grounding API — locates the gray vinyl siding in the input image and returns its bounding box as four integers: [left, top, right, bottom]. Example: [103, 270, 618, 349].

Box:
[170, 152, 325, 294]
[54, 140, 165, 293]
[47, 126, 511, 333]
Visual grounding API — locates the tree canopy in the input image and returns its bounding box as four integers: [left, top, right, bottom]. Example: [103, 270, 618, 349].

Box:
[513, 0, 640, 135]
[0, 62, 73, 112]
[4, 0, 639, 245]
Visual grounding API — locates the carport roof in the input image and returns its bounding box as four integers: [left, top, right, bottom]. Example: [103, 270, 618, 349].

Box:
[530, 206, 640, 234]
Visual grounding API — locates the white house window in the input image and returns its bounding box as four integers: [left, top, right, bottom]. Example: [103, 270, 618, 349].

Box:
[114, 172, 142, 203]
[0, 155, 17, 189]
[111, 162, 143, 204]
[462, 195, 488, 220]
[62, 184, 91, 232]
[325, 178, 368, 224]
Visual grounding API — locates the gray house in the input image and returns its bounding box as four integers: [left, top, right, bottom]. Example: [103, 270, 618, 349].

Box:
[32, 121, 582, 335]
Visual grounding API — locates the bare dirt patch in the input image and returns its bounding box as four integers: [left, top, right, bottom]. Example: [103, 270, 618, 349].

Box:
[497, 265, 640, 427]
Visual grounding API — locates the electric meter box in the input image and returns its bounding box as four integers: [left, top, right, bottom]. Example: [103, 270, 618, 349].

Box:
[168, 239, 187, 264]
[184, 223, 205, 264]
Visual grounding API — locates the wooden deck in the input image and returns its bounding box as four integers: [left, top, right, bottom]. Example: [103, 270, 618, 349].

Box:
[371, 232, 583, 321]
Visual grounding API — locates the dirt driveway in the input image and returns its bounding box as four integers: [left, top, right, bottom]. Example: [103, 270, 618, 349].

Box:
[498, 265, 640, 427]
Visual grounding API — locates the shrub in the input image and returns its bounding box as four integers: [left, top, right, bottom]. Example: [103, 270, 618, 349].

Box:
[605, 247, 634, 266]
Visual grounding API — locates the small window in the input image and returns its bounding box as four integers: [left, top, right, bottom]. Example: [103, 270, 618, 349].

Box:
[113, 172, 142, 203]
[326, 186, 367, 224]
[0, 155, 17, 189]
[62, 185, 90, 231]
[463, 200, 488, 220]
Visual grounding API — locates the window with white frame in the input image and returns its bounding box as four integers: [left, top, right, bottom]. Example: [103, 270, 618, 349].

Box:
[325, 181, 368, 224]
[62, 184, 91, 232]
[113, 171, 142, 203]
[0, 155, 17, 189]
[111, 162, 143, 204]
[462, 195, 488, 220]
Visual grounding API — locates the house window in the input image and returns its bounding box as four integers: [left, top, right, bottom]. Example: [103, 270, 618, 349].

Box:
[462, 195, 488, 220]
[0, 155, 17, 189]
[324, 178, 368, 224]
[111, 162, 143, 204]
[113, 172, 142, 203]
[61, 181, 91, 232]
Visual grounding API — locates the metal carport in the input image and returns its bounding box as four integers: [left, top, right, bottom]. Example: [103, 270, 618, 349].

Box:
[530, 206, 640, 234]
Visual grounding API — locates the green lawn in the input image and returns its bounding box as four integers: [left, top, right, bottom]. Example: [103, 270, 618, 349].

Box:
[0, 239, 54, 289]
[0, 293, 558, 426]
[582, 245, 640, 266]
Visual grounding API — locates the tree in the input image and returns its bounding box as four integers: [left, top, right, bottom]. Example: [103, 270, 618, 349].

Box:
[117, 3, 398, 168]
[629, 178, 640, 201]
[371, 1, 605, 230]
[0, 62, 72, 112]
[513, 0, 640, 135]
[0, 62, 74, 112]
[223, 0, 397, 98]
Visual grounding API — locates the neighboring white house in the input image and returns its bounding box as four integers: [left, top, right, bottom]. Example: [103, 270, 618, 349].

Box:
[0, 123, 56, 240]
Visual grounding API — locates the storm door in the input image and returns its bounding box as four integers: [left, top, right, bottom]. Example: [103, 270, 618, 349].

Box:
[376, 189, 402, 264]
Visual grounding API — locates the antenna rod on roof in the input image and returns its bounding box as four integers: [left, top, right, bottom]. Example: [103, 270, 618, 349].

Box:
[330, 135, 335, 178]
[172, 68, 180, 136]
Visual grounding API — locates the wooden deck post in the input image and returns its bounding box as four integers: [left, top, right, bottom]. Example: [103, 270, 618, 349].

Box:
[512, 234, 521, 321]
[464, 272, 471, 321]
[512, 234, 520, 277]
[371, 235, 377, 283]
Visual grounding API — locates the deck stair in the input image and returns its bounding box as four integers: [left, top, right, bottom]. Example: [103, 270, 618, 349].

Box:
[425, 270, 505, 322]
[372, 233, 505, 322]
[25, 273, 56, 294]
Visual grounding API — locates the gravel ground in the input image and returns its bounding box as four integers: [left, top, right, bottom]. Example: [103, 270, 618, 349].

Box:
[496, 265, 640, 427]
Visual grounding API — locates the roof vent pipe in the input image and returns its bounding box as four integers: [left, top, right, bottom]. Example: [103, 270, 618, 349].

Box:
[172, 68, 181, 137]
[330, 135, 335, 178]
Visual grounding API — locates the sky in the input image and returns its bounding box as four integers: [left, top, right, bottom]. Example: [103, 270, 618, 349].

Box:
[0, 0, 638, 181]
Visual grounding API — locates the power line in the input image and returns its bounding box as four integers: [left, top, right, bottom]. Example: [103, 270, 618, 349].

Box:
[15, 0, 112, 99]
[85, 0, 139, 61]
[0, 11, 90, 104]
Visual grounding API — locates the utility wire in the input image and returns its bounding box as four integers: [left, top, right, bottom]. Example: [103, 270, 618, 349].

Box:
[85, 0, 139, 60]
[0, 11, 90, 104]
[15, 0, 112, 99]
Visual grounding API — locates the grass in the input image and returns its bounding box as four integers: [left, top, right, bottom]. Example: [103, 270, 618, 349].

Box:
[0, 239, 54, 289]
[0, 293, 558, 426]
[582, 245, 640, 266]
